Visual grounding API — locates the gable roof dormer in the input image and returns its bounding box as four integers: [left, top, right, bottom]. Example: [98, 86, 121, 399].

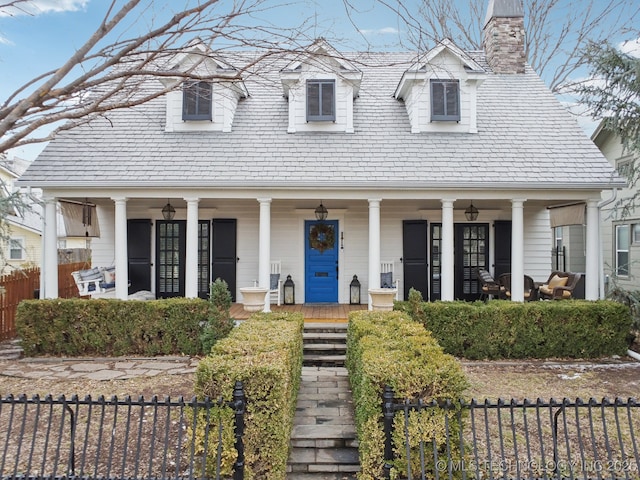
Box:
[280, 39, 362, 133]
[394, 39, 486, 134]
[161, 39, 248, 133]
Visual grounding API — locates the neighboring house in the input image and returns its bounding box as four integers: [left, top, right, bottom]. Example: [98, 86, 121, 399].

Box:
[0, 158, 42, 275]
[19, 1, 624, 306]
[592, 120, 639, 293]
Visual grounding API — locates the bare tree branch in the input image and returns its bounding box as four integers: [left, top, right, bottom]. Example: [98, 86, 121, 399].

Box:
[374, 0, 640, 92]
[0, 0, 327, 154]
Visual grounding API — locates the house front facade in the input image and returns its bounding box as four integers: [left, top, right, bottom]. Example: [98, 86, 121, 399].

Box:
[19, 2, 623, 306]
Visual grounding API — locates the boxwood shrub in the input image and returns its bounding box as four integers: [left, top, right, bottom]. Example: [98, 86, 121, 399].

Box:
[193, 312, 304, 480]
[346, 310, 468, 480]
[16, 297, 233, 356]
[396, 291, 633, 359]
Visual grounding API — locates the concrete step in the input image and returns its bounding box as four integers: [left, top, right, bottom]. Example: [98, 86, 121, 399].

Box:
[304, 343, 346, 352]
[286, 472, 357, 480]
[303, 332, 347, 343]
[303, 325, 347, 367]
[303, 354, 346, 367]
[288, 367, 359, 476]
[303, 322, 348, 333]
[287, 446, 360, 476]
[0, 339, 22, 360]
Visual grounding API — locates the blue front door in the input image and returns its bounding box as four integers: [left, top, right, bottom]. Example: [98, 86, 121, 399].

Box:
[305, 220, 339, 303]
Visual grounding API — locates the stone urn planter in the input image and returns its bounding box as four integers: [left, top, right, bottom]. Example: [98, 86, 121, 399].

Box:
[368, 288, 397, 311]
[239, 287, 268, 312]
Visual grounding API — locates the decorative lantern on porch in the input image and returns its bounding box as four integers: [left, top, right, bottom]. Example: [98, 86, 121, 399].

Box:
[350, 275, 361, 305]
[284, 275, 295, 305]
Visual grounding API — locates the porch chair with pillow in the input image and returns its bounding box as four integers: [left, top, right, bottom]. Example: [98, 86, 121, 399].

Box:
[538, 271, 581, 300]
[380, 261, 401, 300]
[71, 266, 117, 296]
[476, 268, 503, 300]
[499, 273, 537, 301]
[269, 260, 283, 305]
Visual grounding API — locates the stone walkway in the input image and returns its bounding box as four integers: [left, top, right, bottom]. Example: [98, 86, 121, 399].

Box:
[0, 356, 199, 381]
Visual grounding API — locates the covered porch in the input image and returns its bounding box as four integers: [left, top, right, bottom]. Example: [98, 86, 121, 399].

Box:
[40, 194, 605, 306]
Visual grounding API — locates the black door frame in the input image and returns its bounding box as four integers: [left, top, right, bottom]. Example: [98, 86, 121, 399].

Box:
[155, 220, 186, 298]
[454, 223, 490, 301]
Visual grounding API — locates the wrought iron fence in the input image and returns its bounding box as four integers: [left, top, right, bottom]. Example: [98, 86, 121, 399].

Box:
[0, 382, 245, 480]
[382, 385, 640, 480]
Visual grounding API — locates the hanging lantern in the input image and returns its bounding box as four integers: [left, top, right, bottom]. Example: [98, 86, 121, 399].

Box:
[284, 275, 295, 305]
[314, 202, 328, 221]
[162, 199, 176, 220]
[350, 274, 361, 305]
[465, 201, 479, 221]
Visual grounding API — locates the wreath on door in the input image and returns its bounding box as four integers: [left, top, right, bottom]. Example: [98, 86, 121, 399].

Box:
[309, 223, 335, 253]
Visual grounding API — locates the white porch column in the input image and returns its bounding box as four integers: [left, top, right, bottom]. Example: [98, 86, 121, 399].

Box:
[441, 200, 455, 301]
[112, 197, 129, 300]
[510, 199, 526, 302]
[585, 199, 600, 300]
[43, 196, 58, 299]
[184, 197, 200, 298]
[368, 199, 381, 310]
[258, 198, 272, 312]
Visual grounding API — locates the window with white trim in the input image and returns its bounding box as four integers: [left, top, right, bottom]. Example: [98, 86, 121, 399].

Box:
[306, 79, 335, 121]
[616, 157, 634, 180]
[430, 79, 460, 121]
[8, 237, 25, 261]
[633, 224, 640, 244]
[615, 224, 630, 276]
[182, 81, 212, 121]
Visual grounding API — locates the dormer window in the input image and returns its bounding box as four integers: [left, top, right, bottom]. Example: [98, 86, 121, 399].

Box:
[306, 79, 335, 121]
[182, 81, 212, 121]
[430, 79, 460, 122]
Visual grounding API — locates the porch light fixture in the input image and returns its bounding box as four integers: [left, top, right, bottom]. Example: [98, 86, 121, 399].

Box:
[465, 202, 479, 221]
[314, 202, 328, 221]
[162, 200, 176, 220]
[350, 275, 361, 305]
[284, 275, 295, 304]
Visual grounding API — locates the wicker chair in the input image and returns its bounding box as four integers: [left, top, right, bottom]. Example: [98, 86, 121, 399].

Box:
[499, 273, 537, 301]
[538, 271, 581, 300]
[476, 268, 503, 300]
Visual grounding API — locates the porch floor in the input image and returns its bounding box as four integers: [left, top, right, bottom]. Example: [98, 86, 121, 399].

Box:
[229, 303, 367, 322]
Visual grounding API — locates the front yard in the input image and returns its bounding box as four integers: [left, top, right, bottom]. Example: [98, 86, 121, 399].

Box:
[1, 356, 638, 401]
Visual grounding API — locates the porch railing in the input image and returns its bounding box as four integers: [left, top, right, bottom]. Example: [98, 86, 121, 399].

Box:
[382, 385, 639, 480]
[0, 382, 246, 480]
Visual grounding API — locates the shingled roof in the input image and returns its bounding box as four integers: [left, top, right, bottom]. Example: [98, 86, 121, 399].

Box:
[19, 49, 622, 191]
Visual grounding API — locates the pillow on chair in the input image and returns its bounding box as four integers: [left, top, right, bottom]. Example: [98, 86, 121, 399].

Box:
[79, 268, 102, 281]
[549, 275, 568, 289]
[103, 267, 116, 284]
[270, 273, 280, 290]
[381, 272, 393, 288]
[540, 275, 569, 295]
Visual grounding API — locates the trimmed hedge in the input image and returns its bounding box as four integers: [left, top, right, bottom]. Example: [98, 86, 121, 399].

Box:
[16, 297, 232, 356]
[396, 294, 633, 359]
[346, 310, 468, 480]
[194, 312, 304, 480]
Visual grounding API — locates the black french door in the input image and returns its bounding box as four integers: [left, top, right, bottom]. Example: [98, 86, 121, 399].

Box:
[156, 221, 186, 298]
[454, 224, 489, 301]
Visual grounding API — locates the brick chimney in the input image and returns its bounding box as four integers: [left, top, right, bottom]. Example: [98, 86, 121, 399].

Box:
[482, 0, 526, 74]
